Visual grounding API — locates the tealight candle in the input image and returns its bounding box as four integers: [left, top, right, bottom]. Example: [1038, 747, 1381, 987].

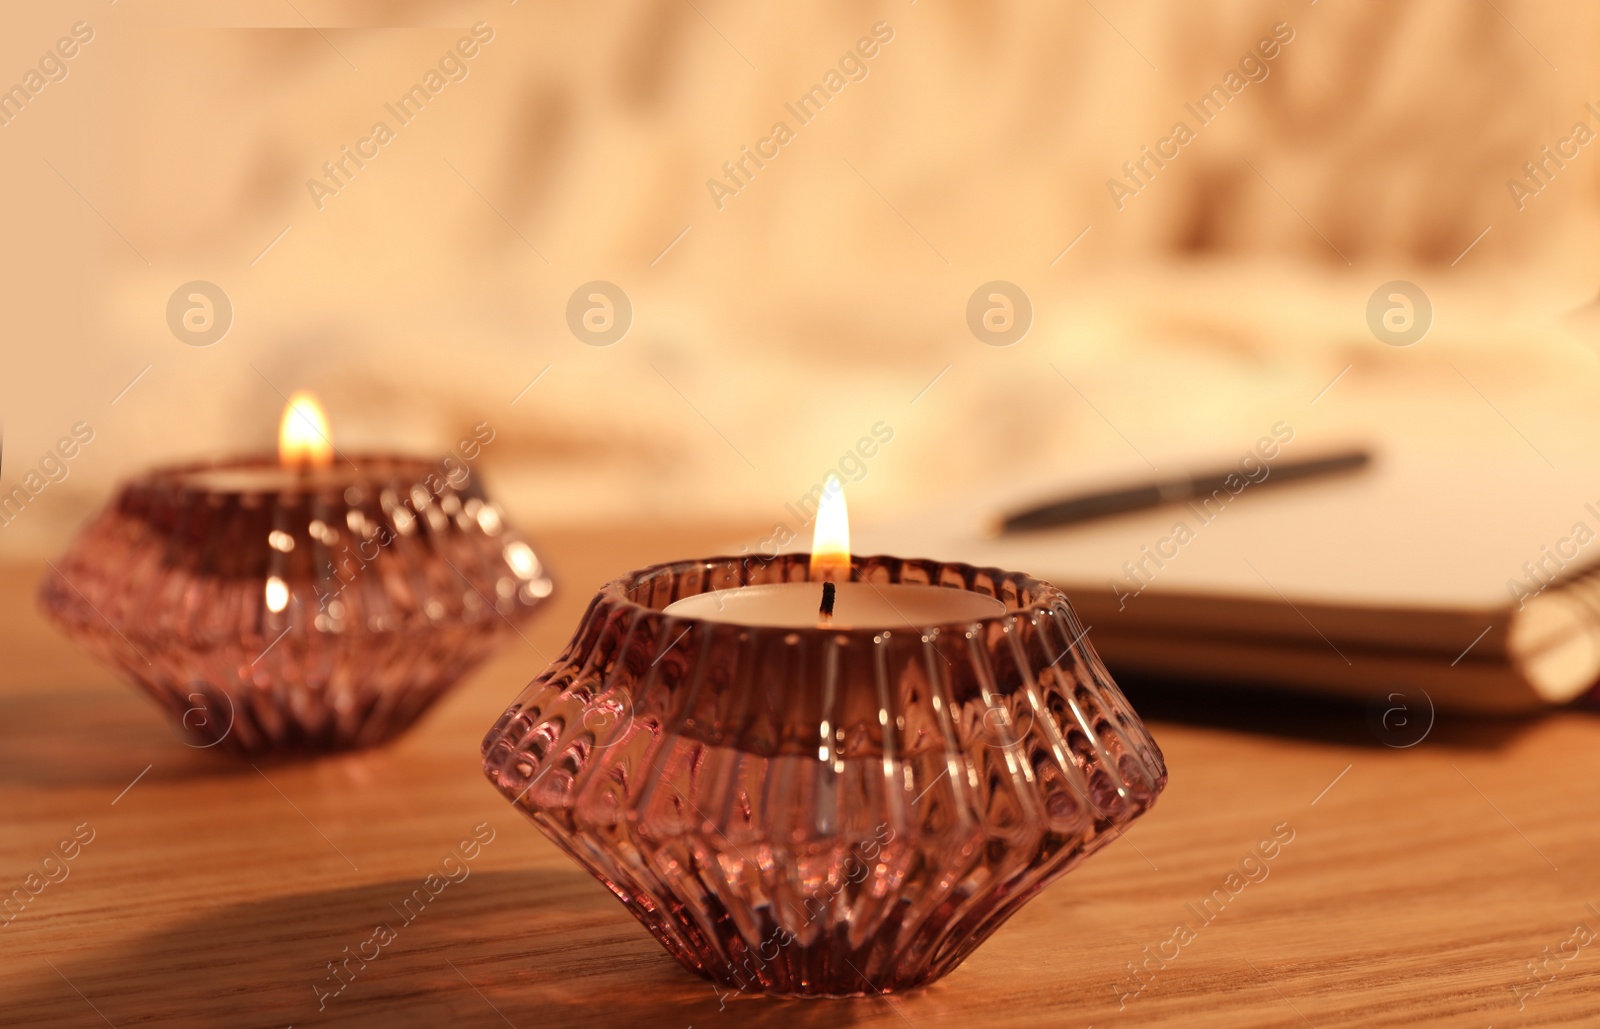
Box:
[662, 483, 1005, 628]
[483, 481, 1169, 997]
[171, 390, 349, 493]
[40, 391, 552, 756]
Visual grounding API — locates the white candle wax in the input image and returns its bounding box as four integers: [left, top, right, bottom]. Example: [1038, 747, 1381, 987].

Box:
[172, 466, 361, 493]
[661, 582, 1005, 629]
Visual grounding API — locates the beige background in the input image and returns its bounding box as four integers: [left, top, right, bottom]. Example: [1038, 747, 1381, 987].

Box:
[3, 0, 1600, 558]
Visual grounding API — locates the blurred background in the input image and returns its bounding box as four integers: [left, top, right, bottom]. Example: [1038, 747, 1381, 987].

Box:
[4, 0, 1600, 555]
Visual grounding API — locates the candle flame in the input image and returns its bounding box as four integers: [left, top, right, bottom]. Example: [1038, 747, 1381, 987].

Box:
[279, 391, 333, 469]
[809, 477, 850, 581]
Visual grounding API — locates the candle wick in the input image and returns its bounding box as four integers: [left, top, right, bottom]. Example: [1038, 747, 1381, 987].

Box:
[819, 581, 836, 619]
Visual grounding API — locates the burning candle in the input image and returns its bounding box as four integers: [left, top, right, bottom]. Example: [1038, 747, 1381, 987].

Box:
[483, 480, 1168, 998]
[167, 392, 350, 493]
[40, 390, 554, 756]
[661, 483, 1005, 628]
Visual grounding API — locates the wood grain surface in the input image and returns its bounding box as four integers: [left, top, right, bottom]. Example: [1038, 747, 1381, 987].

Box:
[4, 525, 1600, 1028]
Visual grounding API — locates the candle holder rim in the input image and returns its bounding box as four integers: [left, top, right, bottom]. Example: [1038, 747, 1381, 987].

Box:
[596, 551, 1069, 636]
[124, 452, 469, 497]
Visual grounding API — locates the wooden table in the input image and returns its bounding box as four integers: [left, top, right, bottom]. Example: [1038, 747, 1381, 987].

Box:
[4, 525, 1599, 1028]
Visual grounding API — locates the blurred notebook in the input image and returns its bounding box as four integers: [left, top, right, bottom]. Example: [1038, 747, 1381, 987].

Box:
[856, 450, 1600, 713]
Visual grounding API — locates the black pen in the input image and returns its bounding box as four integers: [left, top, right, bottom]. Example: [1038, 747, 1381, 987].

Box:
[991, 447, 1372, 535]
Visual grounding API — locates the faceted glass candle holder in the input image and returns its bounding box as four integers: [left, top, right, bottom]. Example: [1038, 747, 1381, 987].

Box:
[40, 455, 552, 756]
[481, 553, 1166, 998]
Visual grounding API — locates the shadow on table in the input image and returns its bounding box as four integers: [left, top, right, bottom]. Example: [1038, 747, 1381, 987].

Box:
[0, 682, 221, 791]
[0, 680, 473, 793]
[1117, 673, 1549, 752]
[7, 865, 909, 1028]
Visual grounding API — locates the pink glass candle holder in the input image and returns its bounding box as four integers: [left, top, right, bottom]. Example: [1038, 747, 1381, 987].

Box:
[481, 553, 1166, 998]
[40, 455, 552, 756]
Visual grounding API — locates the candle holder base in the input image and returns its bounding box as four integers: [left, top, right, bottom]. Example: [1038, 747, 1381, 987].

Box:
[482, 553, 1166, 997]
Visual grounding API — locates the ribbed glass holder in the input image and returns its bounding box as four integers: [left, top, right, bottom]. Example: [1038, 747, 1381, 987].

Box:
[481, 553, 1166, 998]
[40, 455, 552, 756]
